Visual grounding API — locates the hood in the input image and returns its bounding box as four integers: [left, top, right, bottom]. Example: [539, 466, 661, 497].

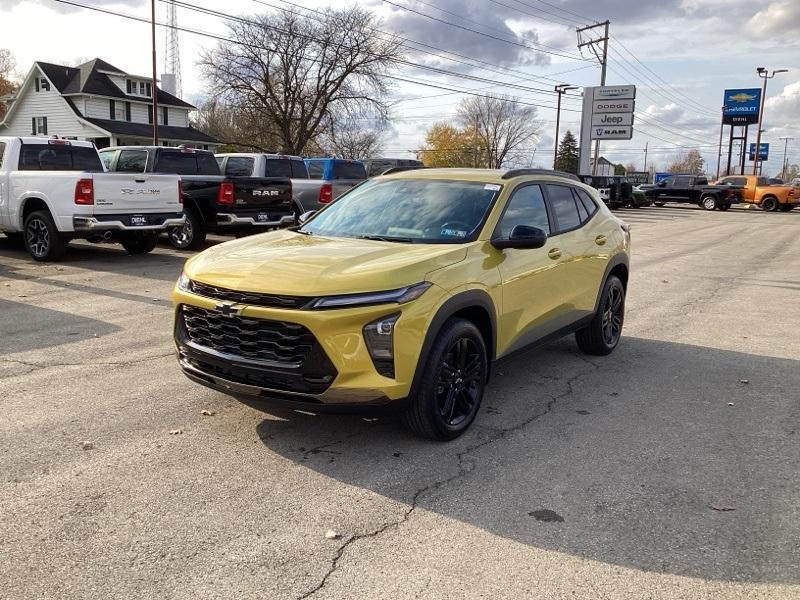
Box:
[185, 230, 467, 296]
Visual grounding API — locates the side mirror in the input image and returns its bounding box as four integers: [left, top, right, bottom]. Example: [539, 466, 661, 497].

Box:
[491, 225, 548, 250]
[298, 210, 316, 224]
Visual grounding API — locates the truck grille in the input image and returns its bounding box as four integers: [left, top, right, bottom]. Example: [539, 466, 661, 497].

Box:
[189, 280, 311, 309]
[181, 304, 313, 365]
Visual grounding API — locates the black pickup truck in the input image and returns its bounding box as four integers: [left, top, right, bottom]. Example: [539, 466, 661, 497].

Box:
[644, 175, 742, 211]
[99, 146, 293, 249]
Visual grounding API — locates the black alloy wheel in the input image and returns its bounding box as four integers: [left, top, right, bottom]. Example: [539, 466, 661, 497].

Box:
[761, 196, 778, 212]
[575, 274, 625, 356]
[24, 210, 67, 261]
[436, 337, 483, 428]
[601, 283, 624, 348]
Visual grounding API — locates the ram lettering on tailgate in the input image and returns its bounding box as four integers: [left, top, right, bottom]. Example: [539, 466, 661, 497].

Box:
[253, 189, 280, 197]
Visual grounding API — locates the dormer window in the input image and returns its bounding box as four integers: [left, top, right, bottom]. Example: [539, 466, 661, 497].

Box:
[126, 79, 151, 97]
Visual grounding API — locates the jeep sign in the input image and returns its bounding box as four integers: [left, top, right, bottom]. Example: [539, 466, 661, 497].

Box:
[591, 112, 634, 127]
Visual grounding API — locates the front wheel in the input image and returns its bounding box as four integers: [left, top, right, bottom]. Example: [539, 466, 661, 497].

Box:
[761, 196, 778, 212]
[403, 318, 488, 441]
[24, 210, 68, 261]
[576, 275, 625, 356]
[701, 195, 717, 211]
[120, 232, 159, 255]
[168, 208, 206, 250]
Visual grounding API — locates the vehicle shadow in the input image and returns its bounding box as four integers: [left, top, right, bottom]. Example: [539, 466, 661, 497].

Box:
[248, 336, 799, 584]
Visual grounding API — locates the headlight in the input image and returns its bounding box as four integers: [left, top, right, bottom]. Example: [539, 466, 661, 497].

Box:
[363, 313, 400, 378]
[176, 272, 191, 292]
[309, 282, 432, 309]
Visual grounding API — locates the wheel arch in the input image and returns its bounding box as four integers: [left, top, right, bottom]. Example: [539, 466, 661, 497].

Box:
[19, 196, 53, 229]
[593, 253, 630, 313]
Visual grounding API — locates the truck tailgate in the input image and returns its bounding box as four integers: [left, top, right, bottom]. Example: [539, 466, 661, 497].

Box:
[231, 178, 293, 212]
[92, 173, 181, 214]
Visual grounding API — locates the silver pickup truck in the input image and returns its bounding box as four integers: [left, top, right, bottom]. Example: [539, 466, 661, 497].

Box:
[216, 153, 366, 214]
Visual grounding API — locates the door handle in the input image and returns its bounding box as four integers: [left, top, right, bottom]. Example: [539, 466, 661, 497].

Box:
[595, 235, 607, 246]
[134, 179, 146, 183]
[547, 247, 562, 260]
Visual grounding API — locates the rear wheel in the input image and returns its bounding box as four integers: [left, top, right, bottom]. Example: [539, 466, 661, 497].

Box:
[779, 204, 794, 212]
[403, 318, 487, 441]
[576, 275, 625, 356]
[718, 203, 730, 211]
[701, 195, 717, 211]
[120, 232, 159, 255]
[761, 196, 778, 212]
[24, 210, 67, 261]
[168, 207, 206, 250]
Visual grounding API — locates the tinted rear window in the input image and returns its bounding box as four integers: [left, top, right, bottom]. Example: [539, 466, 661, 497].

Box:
[333, 161, 366, 180]
[307, 161, 324, 179]
[224, 157, 255, 177]
[18, 143, 102, 172]
[291, 159, 308, 178]
[575, 188, 598, 217]
[156, 152, 199, 175]
[197, 153, 221, 175]
[547, 184, 581, 232]
[264, 159, 292, 178]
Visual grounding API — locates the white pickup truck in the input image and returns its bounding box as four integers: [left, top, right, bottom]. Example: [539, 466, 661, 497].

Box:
[0, 137, 183, 261]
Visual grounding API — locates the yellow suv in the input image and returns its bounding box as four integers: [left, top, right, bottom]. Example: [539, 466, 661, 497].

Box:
[173, 169, 631, 440]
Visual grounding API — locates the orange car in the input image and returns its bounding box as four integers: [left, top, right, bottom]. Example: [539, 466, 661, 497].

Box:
[716, 175, 797, 212]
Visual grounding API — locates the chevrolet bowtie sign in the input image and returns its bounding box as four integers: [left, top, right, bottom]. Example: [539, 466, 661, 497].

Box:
[578, 84, 637, 174]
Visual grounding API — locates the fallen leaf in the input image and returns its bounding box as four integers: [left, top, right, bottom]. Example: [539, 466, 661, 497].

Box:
[325, 529, 340, 540]
[200, 409, 215, 416]
[529, 509, 564, 523]
[169, 429, 183, 435]
[728, 402, 734, 406]
[662, 279, 669, 283]
[739, 379, 749, 384]
[80, 441, 94, 450]
[710, 504, 735, 512]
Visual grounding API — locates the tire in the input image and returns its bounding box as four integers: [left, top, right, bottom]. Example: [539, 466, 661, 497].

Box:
[701, 195, 717, 211]
[120, 232, 159, 255]
[403, 318, 488, 441]
[718, 203, 730, 211]
[761, 196, 778, 212]
[654, 201, 665, 207]
[168, 207, 206, 250]
[779, 204, 794, 212]
[23, 210, 67, 261]
[575, 275, 625, 356]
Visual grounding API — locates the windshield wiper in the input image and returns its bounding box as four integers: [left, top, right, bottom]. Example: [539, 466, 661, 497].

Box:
[358, 234, 415, 243]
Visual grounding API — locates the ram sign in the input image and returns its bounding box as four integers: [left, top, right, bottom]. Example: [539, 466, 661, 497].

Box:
[723, 88, 761, 125]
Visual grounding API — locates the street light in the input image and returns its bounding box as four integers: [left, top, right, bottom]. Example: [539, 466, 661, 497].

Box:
[716, 104, 727, 179]
[752, 67, 788, 176]
[553, 84, 578, 169]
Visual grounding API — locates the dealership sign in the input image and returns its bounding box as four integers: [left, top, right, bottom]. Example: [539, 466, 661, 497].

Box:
[593, 85, 636, 100]
[723, 88, 761, 125]
[592, 99, 635, 113]
[591, 112, 634, 126]
[579, 85, 637, 173]
[748, 143, 769, 161]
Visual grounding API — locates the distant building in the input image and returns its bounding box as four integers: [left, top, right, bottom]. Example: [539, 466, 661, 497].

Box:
[589, 156, 615, 176]
[0, 58, 219, 150]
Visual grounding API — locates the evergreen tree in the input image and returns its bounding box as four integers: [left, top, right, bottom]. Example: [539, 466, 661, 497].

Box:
[555, 130, 579, 173]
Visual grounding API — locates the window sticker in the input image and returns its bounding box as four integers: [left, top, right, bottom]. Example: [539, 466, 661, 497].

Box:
[484, 183, 501, 191]
[441, 228, 467, 238]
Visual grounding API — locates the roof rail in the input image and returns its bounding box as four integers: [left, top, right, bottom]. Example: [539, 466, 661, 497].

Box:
[380, 165, 427, 176]
[501, 168, 580, 181]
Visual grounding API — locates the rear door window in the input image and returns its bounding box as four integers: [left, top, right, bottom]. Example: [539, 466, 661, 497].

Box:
[306, 160, 324, 179]
[224, 156, 255, 177]
[575, 188, 598, 218]
[546, 184, 581, 232]
[333, 161, 366, 180]
[116, 150, 147, 173]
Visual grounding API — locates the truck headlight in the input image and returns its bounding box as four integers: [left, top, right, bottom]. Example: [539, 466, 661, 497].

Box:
[176, 272, 191, 292]
[363, 313, 400, 378]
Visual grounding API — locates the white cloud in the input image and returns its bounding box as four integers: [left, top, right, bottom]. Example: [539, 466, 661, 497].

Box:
[746, 1, 800, 37]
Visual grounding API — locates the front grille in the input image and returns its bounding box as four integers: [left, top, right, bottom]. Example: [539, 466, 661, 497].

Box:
[189, 280, 311, 309]
[181, 304, 313, 364]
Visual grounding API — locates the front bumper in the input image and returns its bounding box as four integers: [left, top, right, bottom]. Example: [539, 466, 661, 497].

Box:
[73, 213, 185, 232]
[172, 284, 444, 406]
[216, 213, 296, 228]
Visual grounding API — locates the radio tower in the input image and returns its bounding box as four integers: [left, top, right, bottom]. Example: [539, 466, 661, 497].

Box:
[164, 0, 182, 98]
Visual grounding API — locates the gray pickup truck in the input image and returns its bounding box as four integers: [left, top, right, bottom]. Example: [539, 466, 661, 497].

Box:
[216, 153, 365, 215]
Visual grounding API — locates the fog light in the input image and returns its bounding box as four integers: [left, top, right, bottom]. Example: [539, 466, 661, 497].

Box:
[363, 313, 399, 377]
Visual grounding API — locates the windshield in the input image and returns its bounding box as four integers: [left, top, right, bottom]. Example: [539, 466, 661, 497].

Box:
[300, 178, 501, 243]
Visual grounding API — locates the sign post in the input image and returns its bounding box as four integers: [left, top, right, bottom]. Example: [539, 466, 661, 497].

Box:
[578, 85, 636, 175]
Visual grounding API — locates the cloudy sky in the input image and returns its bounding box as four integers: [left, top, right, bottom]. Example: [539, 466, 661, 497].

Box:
[2, 0, 799, 173]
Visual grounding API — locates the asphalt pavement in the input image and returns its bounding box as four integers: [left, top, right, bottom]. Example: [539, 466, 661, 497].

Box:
[1, 205, 798, 599]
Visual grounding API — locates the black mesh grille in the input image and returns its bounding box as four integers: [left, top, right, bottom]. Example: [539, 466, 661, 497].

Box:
[181, 305, 313, 364]
[189, 280, 310, 309]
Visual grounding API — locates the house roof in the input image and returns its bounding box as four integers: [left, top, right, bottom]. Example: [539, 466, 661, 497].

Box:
[36, 59, 195, 109]
[82, 117, 220, 143]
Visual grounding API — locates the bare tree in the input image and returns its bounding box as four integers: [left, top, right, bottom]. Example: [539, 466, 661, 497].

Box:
[456, 95, 541, 168]
[667, 149, 705, 174]
[199, 6, 402, 155]
[193, 99, 280, 152]
[317, 111, 388, 158]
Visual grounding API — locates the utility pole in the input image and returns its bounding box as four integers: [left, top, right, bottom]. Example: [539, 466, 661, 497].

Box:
[577, 20, 610, 175]
[715, 105, 726, 180]
[643, 142, 648, 174]
[779, 136, 793, 179]
[473, 119, 478, 168]
[753, 67, 788, 176]
[150, 0, 159, 145]
[553, 84, 577, 169]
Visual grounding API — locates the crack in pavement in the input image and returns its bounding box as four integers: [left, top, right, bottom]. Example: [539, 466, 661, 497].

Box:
[296, 363, 600, 599]
[0, 352, 175, 379]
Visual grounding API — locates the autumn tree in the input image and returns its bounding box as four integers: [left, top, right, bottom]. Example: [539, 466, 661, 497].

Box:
[782, 163, 798, 181]
[0, 49, 18, 119]
[614, 163, 626, 175]
[667, 149, 705, 174]
[418, 122, 473, 167]
[199, 6, 402, 155]
[456, 95, 541, 168]
[555, 130, 578, 173]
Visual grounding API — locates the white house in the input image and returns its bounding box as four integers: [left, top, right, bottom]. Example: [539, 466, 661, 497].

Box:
[589, 156, 615, 176]
[0, 58, 220, 150]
